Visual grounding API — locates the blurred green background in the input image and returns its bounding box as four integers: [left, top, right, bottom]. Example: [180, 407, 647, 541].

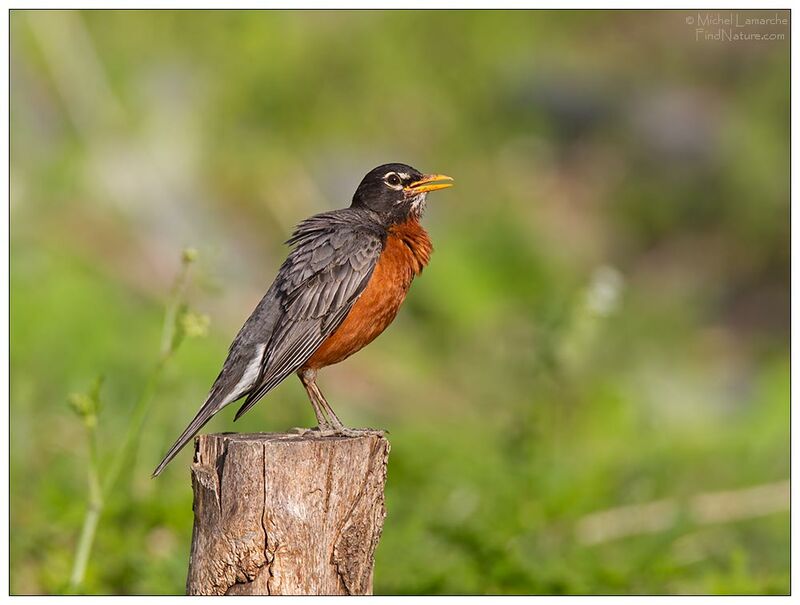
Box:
[10, 9, 789, 595]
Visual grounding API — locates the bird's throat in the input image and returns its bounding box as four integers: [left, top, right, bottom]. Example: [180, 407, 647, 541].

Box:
[387, 218, 433, 277]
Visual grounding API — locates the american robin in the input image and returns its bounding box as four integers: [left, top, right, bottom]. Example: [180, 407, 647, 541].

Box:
[153, 163, 453, 476]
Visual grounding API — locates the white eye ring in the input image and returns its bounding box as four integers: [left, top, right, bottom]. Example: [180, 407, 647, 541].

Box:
[384, 172, 403, 189]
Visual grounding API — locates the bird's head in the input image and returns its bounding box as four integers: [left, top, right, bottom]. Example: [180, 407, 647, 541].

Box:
[351, 163, 453, 223]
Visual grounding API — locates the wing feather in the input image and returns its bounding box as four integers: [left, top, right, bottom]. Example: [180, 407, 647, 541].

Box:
[232, 212, 384, 420]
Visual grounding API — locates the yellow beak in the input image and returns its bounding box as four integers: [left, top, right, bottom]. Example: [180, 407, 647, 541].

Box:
[405, 173, 454, 194]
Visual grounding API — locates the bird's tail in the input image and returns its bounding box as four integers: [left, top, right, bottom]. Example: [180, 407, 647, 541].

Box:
[152, 390, 229, 477]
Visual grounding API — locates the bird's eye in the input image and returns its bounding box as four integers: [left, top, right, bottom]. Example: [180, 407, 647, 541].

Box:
[384, 173, 402, 189]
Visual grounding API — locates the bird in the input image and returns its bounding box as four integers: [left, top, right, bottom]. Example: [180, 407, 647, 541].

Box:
[153, 163, 453, 476]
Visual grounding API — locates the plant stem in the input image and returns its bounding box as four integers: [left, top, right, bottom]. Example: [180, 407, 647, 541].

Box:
[101, 360, 166, 496]
[68, 500, 101, 592]
[68, 256, 195, 592]
[103, 260, 191, 495]
[68, 411, 102, 592]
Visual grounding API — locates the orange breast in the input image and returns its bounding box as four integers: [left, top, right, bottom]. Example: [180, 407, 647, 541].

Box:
[302, 219, 432, 370]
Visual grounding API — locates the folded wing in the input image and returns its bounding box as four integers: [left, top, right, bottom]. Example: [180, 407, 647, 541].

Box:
[152, 211, 384, 476]
[233, 214, 384, 419]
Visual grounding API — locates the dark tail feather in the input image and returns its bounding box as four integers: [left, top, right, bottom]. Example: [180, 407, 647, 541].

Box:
[233, 387, 265, 422]
[233, 367, 288, 421]
[152, 392, 227, 477]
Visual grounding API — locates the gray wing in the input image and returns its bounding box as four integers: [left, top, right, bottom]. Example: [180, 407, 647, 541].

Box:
[233, 215, 384, 418]
[153, 211, 383, 476]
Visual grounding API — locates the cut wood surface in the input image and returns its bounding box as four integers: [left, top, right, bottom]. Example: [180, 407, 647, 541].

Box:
[186, 432, 390, 596]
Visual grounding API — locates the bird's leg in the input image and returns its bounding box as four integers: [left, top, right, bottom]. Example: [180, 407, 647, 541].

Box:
[297, 368, 334, 432]
[310, 376, 386, 438]
[310, 381, 346, 430]
[298, 368, 385, 438]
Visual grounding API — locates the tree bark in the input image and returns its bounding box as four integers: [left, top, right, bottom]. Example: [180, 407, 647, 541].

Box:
[185, 432, 390, 595]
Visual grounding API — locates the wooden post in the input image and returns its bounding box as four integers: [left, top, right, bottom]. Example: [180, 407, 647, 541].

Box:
[185, 432, 390, 596]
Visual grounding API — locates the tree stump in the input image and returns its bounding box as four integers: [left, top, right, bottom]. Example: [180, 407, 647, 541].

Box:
[186, 432, 390, 595]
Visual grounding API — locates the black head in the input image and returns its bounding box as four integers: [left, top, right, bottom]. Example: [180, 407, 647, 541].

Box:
[350, 163, 453, 223]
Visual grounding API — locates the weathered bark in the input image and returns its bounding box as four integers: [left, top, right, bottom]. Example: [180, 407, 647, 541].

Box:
[185, 432, 390, 595]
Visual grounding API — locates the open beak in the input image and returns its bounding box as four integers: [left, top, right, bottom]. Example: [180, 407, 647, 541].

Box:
[405, 173, 454, 194]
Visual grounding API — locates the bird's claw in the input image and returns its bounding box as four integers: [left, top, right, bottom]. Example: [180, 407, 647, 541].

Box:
[332, 427, 386, 438]
[289, 425, 333, 436]
[288, 426, 386, 438]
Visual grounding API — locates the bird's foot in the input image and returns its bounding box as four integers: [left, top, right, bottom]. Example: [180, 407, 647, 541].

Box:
[288, 424, 338, 437]
[331, 426, 387, 438]
[288, 425, 387, 438]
